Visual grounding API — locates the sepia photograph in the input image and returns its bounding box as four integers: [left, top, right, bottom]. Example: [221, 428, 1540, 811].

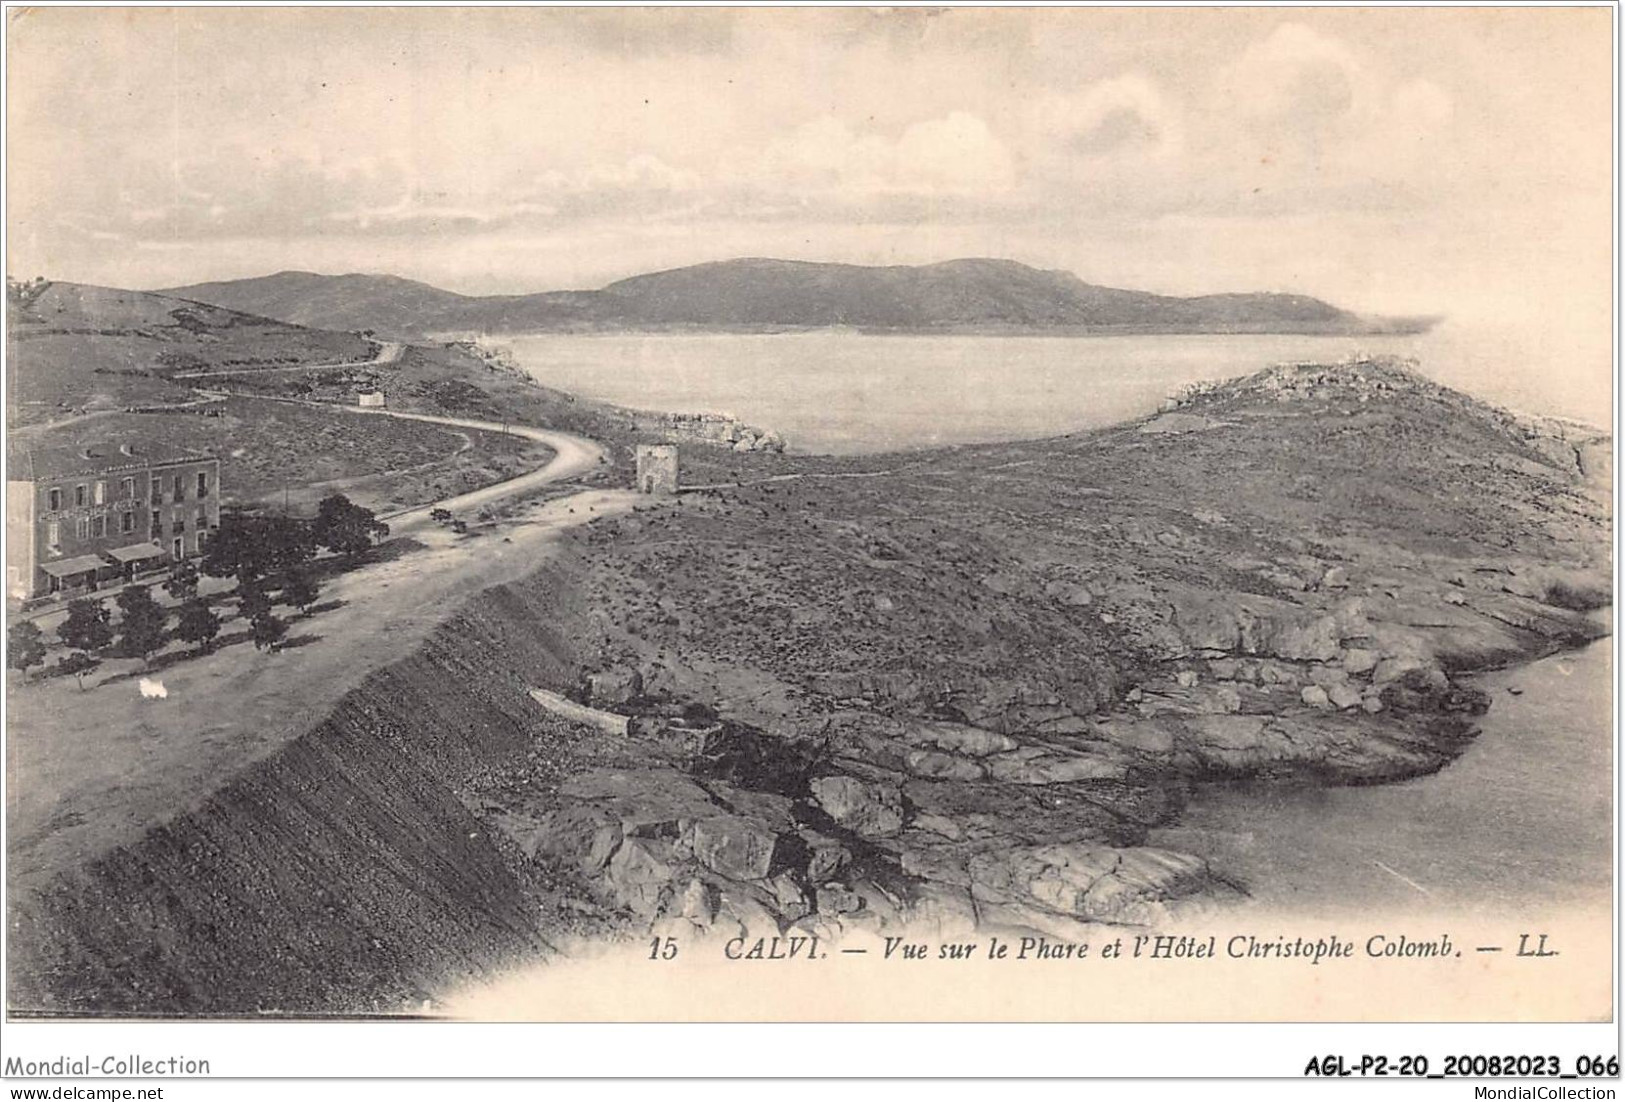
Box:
[1, 2, 1617, 1084]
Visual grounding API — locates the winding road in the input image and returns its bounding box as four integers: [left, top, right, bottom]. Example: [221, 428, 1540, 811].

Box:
[351, 405, 609, 533]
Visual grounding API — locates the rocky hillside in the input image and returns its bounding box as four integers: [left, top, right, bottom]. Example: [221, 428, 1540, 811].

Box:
[515, 357, 1609, 944]
[8, 357, 1608, 1014]
[163, 259, 1435, 339]
[6, 281, 374, 427]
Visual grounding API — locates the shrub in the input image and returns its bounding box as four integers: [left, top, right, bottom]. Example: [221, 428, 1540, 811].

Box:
[164, 559, 200, 602]
[313, 494, 390, 560]
[116, 585, 169, 663]
[282, 569, 320, 616]
[175, 598, 222, 653]
[8, 621, 46, 678]
[250, 611, 287, 652]
[57, 650, 99, 690]
[58, 598, 113, 653]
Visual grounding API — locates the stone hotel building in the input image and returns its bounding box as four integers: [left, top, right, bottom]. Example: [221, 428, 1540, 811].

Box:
[7, 441, 221, 601]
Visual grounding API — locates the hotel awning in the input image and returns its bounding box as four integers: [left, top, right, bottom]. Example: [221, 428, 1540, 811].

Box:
[39, 554, 109, 578]
[105, 541, 166, 564]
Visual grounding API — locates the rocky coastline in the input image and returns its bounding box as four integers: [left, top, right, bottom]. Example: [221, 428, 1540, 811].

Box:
[8, 356, 1611, 1014]
[472, 356, 1611, 962]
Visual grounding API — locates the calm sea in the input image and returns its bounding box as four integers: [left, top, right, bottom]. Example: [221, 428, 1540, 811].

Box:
[1158, 632, 1613, 917]
[505, 320, 1611, 455]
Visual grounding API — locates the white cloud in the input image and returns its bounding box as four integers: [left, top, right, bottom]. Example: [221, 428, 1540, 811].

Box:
[1225, 22, 1367, 124]
[1030, 75, 1183, 161]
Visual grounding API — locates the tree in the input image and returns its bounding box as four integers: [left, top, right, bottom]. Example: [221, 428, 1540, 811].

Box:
[202, 511, 315, 585]
[281, 569, 320, 617]
[57, 650, 99, 690]
[312, 494, 390, 561]
[429, 507, 453, 525]
[58, 598, 113, 653]
[238, 581, 273, 623]
[8, 621, 46, 680]
[115, 585, 168, 663]
[163, 559, 200, 602]
[250, 610, 286, 652]
[174, 598, 222, 654]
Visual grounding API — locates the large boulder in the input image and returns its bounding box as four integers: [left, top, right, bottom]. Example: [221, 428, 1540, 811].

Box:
[967, 843, 1211, 925]
[690, 816, 782, 881]
[605, 837, 676, 918]
[585, 666, 643, 706]
[558, 768, 720, 838]
[1342, 648, 1379, 676]
[1271, 615, 1341, 661]
[1044, 580, 1094, 607]
[984, 747, 1128, 785]
[903, 749, 987, 781]
[801, 830, 852, 883]
[810, 775, 904, 837]
[901, 722, 1019, 758]
[1327, 683, 1363, 710]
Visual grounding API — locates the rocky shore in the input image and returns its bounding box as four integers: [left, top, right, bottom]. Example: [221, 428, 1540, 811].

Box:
[475, 356, 1611, 956]
[8, 357, 1611, 1014]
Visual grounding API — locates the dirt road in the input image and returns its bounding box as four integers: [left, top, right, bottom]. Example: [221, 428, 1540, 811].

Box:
[354, 407, 609, 532]
[8, 482, 639, 894]
[171, 340, 405, 380]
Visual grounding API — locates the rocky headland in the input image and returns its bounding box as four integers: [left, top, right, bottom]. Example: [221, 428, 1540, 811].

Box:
[503, 357, 1609, 947]
[8, 356, 1611, 1014]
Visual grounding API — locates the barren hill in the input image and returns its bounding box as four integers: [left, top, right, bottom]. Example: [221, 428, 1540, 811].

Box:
[164, 258, 1436, 340]
[6, 280, 374, 428]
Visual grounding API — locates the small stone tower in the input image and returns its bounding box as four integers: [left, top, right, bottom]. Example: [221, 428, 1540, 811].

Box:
[635, 445, 679, 495]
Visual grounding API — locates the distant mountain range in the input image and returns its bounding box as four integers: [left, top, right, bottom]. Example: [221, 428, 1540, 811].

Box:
[163, 258, 1437, 339]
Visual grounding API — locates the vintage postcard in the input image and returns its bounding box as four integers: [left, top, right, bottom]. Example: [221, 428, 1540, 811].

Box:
[2, 3, 1615, 1060]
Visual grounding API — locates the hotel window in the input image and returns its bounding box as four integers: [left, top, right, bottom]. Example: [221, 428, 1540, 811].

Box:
[47, 488, 61, 511]
[75, 484, 87, 507]
[75, 517, 89, 539]
[151, 509, 162, 535]
[196, 507, 207, 532]
[46, 521, 60, 551]
[151, 477, 162, 503]
[121, 511, 135, 534]
[197, 471, 209, 498]
[122, 477, 136, 500]
[93, 480, 106, 505]
[91, 515, 106, 539]
[173, 474, 184, 501]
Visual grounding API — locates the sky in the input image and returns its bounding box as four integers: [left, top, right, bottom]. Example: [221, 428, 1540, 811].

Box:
[5, 6, 1614, 342]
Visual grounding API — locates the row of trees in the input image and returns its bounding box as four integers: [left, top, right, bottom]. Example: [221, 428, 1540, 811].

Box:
[201, 493, 389, 587]
[8, 565, 323, 687]
[7, 493, 384, 688]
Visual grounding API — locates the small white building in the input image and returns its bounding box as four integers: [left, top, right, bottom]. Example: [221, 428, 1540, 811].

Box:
[357, 391, 386, 408]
